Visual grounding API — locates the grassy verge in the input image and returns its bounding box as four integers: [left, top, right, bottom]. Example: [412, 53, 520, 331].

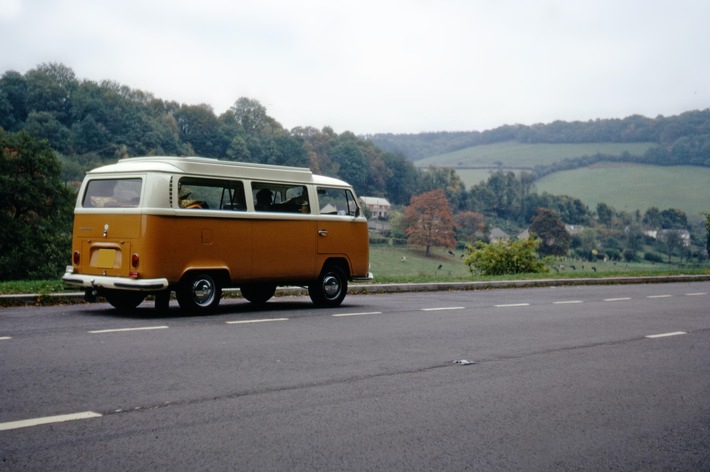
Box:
[1, 244, 708, 295]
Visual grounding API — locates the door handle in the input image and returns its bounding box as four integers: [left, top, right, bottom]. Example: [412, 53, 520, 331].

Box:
[318, 229, 328, 236]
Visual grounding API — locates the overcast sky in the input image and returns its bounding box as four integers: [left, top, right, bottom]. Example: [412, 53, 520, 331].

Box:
[1, 0, 708, 134]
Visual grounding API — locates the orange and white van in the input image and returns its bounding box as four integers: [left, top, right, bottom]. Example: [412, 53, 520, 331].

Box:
[63, 156, 372, 312]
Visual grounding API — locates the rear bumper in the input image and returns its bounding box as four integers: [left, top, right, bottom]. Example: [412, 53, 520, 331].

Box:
[62, 267, 169, 291]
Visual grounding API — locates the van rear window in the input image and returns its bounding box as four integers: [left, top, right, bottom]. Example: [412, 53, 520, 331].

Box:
[82, 179, 142, 208]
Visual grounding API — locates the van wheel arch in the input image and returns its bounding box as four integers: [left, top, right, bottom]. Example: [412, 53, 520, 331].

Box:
[176, 270, 228, 313]
[309, 259, 349, 308]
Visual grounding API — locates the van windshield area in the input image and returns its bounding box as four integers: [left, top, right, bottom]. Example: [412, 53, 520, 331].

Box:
[317, 187, 359, 216]
[82, 178, 142, 208]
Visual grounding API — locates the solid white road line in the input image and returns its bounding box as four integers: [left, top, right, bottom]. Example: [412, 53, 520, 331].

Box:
[0, 411, 102, 431]
[553, 300, 583, 304]
[494, 303, 530, 308]
[604, 297, 631, 302]
[226, 318, 288, 324]
[332, 312, 382, 317]
[645, 331, 687, 339]
[647, 295, 672, 299]
[89, 326, 169, 334]
[421, 306, 466, 311]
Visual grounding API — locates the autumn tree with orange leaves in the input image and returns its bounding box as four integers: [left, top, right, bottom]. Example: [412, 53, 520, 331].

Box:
[404, 189, 457, 257]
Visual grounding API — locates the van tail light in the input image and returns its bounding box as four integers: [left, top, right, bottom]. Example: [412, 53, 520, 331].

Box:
[131, 253, 139, 269]
[73, 251, 80, 265]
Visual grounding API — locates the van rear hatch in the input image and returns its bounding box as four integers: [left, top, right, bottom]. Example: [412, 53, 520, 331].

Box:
[74, 178, 143, 277]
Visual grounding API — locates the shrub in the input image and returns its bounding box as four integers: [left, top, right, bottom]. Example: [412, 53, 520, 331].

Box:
[644, 252, 664, 263]
[464, 237, 549, 276]
[623, 248, 637, 262]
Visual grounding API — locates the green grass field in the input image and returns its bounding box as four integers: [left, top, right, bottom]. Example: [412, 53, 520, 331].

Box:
[536, 163, 710, 217]
[415, 141, 655, 169]
[367, 245, 708, 283]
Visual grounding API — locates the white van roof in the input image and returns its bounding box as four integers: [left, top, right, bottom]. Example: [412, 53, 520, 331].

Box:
[87, 156, 350, 187]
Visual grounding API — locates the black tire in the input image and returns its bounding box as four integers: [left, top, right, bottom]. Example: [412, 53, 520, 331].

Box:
[176, 272, 221, 313]
[309, 265, 348, 308]
[240, 284, 276, 304]
[154, 289, 171, 312]
[103, 289, 146, 311]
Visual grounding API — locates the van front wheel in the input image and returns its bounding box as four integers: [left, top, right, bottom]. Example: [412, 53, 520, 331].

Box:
[309, 265, 347, 307]
[177, 272, 222, 313]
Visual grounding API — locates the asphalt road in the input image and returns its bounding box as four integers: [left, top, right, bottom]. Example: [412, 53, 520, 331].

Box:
[1, 282, 709, 471]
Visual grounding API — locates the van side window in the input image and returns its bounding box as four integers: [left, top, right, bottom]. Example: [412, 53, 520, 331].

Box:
[252, 183, 310, 213]
[82, 178, 142, 208]
[178, 177, 246, 211]
[317, 187, 358, 216]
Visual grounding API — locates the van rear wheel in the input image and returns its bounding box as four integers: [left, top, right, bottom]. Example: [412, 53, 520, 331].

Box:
[309, 265, 347, 308]
[103, 290, 146, 311]
[177, 272, 221, 313]
[240, 284, 276, 304]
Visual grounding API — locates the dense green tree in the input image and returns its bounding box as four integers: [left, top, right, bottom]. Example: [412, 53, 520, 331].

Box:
[418, 167, 467, 210]
[659, 208, 687, 229]
[0, 130, 75, 279]
[25, 63, 77, 126]
[330, 132, 370, 193]
[0, 70, 28, 130]
[702, 212, 710, 255]
[643, 207, 662, 228]
[529, 208, 570, 257]
[596, 202, 615, 228]
[174, 103, 227, 157]
[381, 152, 419, 205]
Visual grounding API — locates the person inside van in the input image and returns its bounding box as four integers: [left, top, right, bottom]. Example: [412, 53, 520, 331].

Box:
[255, 188, 273, 211]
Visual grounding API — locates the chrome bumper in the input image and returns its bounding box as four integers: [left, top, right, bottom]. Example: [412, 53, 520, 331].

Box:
[62, 267, 169, 291]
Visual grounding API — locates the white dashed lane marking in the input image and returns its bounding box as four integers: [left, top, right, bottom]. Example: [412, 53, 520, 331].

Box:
[226, 318, 288, 324]
[685, 292, 706, 296]
[494, 303, 530, 308]
[604, 297, 632, 302]
[89, 326, 169, 334]
[332, 312, 382, 317]
[421, 307, 466, 312]
[0, 411, 102, 431]
[553, 300, 583, 305]
[0, 336, 11, 340]
[647, 295, 672, 299]
[646, 331, 687, 339]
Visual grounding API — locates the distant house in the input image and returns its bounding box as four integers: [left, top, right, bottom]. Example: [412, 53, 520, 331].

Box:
[658, 229, 691, 247]
[518, 225, 583, 240]
[490, 227, 510, 242]
[359, 197, 391, 219]
[564, 224, 585, 235]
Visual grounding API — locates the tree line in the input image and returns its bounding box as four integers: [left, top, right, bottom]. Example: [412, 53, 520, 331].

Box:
[368, 110, 710, 169]
[0, 63, 422, 205]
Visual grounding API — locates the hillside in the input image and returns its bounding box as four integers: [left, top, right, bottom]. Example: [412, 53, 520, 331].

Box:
[423, 142, 710, 218]
[535, 163, 710, 217]
[414, 141, 655, 169]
